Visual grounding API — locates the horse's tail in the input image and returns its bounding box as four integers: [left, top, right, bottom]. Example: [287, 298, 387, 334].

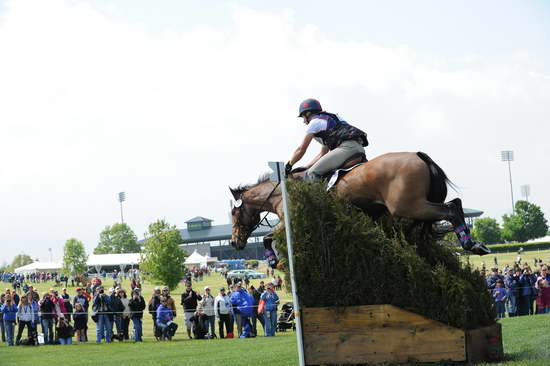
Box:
[416, 151, 456, 203]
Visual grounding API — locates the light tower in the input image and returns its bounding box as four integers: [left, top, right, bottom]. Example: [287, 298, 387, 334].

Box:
[118, 192, 126, 223]
[500, 150, 515, 214]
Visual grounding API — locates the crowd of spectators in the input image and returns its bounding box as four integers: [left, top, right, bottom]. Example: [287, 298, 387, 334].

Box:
[0, 272, 281, 346]
[484, 258, 550, 318]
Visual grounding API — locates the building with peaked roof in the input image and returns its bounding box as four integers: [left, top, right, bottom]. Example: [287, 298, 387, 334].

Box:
[177, 216, 277, 260]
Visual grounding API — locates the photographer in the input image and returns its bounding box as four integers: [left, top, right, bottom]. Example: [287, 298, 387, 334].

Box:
[39, 292, 55, 344]
[181, 282, 201, 339]
[128, 289, 146, 342]
[504, 269, 519, 317]
[92, 286, 112, 343]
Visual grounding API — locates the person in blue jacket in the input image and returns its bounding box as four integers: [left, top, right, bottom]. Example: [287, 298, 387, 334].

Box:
[518, 269, 535, 316]
[156, 297, 175, 340]
[260, 282, 280, 336]
[230, 282, 254, 338]
[1, 295, 18, 346]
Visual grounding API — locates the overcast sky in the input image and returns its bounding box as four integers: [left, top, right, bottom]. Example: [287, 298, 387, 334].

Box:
[1, 0, 549, 265]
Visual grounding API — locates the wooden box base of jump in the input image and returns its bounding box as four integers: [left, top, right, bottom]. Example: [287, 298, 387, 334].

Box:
[301, 304, 503, 365]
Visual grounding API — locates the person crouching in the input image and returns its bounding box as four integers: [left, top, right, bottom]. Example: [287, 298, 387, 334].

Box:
[189, 304, 209, 339]
[156, 297, 176, 340]
[56, 318, 74, 345]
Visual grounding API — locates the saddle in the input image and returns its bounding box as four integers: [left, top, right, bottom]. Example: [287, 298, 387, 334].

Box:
[324, 153, 367, 190]
[338, 153, 367, 171]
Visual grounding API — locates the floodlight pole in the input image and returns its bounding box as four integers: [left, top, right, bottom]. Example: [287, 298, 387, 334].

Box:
[501, 151, 515, 215]
[268, 161, 306, 366]
[118, 192, 126, 223]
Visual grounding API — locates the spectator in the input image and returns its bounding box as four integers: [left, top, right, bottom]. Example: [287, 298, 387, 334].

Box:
[15, 294, 38, 345]
[61, 288, 70, 301]
[201, 286, 216, 338]
[92, 286, 112, 343]
[148, 287, 162, 340]
[214, 287, 233, 339]
[128, 289, 146, 342]
[260, 282, 280, 336]
[110, 287, 124, 341]
[27, 286, 39, 302]
[118, 289, 131, 341]
[56, 317, 73, 345]
[0, 293, 5, 343]
[249, 285, 265, 337]
[156, 297, 175, 341]
[486, 268, 503, 290]
[504, 269, 519, 317]
[538, 279, 550, 314]
[161, 286, 177, 317]
[189, 304, 209, 339]
[492, 280, 507, 319]
[230, 282, 254, 338]
[181, 282, 202, 340]
[1, 295, 18, 346]
[39, 292, 56, 344]
[518, 269, 535, 316]
[73, 303, 88, 343]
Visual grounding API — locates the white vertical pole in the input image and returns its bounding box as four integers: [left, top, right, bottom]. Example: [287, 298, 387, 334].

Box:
[273, 162, 306, 366]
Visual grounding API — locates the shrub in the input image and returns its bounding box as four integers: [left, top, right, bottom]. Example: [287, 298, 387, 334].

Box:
[274, 181, 495, 330]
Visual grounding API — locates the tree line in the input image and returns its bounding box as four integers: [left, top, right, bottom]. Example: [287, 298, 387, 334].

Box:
[472, 200, 549, 244]
[2, 219, 188, 290]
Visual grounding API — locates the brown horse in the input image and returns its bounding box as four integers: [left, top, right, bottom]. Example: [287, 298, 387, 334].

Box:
[229, 151, 490, 257]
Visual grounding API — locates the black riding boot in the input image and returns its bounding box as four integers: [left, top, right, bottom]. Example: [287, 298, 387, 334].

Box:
[445, 198, 490, 255]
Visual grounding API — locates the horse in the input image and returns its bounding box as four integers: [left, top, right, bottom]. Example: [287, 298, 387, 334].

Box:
[228, 151, 490, 259]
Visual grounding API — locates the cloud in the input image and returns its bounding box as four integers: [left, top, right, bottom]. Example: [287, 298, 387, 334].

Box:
[0, 0, 549, 262]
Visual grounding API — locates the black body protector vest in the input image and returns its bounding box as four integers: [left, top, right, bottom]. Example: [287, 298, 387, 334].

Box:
[312, 113, 368, 150]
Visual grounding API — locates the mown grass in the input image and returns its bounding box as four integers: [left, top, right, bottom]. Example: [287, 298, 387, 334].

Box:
[462, 248, 550, 271]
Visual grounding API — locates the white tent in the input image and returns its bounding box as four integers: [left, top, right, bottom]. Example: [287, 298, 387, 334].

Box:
[14, 261, 62, 274]
[184, 250, 208, 268]
[87, 253, 141, 274]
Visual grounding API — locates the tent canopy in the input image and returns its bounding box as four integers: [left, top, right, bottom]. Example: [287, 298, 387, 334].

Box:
[87, 253, 141, 267]
[184, 250, 207, 266]
[14, 262, 62, 274]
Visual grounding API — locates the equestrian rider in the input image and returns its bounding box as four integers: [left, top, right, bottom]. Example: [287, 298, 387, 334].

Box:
[285, 98, 369, 180]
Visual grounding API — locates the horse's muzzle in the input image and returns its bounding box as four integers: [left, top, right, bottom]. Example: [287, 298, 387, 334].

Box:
[230, 240, 245, 250]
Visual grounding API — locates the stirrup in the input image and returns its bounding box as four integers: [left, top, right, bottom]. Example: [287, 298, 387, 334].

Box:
[464, 242, 491, 256]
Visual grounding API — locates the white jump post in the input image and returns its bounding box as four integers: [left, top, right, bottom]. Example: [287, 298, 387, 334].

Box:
[268, 161, 306, 366]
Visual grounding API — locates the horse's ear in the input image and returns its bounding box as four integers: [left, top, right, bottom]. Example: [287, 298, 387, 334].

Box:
[229, 187, 239, 200]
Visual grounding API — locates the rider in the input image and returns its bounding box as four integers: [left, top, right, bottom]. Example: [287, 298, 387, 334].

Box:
[285, 98, 368, 180]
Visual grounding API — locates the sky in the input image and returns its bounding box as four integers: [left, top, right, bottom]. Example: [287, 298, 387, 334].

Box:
[1, 0, 549, 265]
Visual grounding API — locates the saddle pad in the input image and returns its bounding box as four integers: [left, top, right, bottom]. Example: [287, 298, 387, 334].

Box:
[326, 163, 364, 191]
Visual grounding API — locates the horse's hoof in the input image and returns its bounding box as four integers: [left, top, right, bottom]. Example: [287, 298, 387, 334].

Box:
[471, 243, 491, 256]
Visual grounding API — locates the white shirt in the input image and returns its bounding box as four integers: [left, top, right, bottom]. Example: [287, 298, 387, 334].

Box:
[214, 294, 231, 315]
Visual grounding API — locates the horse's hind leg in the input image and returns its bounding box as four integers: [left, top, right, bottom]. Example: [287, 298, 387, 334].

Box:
[391, 199, 490, 255]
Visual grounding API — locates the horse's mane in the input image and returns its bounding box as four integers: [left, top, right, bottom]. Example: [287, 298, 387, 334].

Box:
[230, 172, 272, 195]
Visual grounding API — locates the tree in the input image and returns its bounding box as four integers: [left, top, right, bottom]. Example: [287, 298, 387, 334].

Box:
[10, 254, 33, 269]
[502, 200, 549, 243]
[94, 223, 140, 254]
[63, 238, 88, 276]
[140, 219, 187, 290]
[472, 217, 502, 244]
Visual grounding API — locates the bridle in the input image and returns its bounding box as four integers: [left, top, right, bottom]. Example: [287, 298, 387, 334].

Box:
[233, 182, 280, 242]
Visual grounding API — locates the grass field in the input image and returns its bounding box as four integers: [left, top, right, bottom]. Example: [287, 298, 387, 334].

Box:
[3, 256, 550, 366]
[463, 248, 550, 271]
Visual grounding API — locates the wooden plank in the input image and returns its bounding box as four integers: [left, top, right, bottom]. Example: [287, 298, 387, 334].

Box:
[302, 305, 466, 365]
[466, 323, 504, 363]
